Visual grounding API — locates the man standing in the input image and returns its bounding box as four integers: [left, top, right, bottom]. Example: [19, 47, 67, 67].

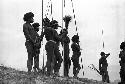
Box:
[71, 35, 81, 78]
[119, 42, 125, 84]
[50, 20, 65, 76]
[23, 12, 36, 73]
[32, 22, 43, 72]
[60, 29, 71, 77]
[62, 15, 72, 77]
[99, 52, 110, 83]
[43, 17, 56, 76]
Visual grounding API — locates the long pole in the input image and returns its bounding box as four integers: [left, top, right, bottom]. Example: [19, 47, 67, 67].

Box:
[42, 0, 43, 30]
[62, 0, 65, 76]
[51, 1, 53, 20]
[62, 0, 63, 29]
[42, 0, 45, 73]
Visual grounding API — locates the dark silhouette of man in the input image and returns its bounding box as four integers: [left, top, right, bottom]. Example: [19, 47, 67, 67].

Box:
[43, 17, 56, 76]
[32, 22, 43, 72]
[23, 12, 36, 73]
[99, 52, 110, 83]
[119, 42, 125, 84]
[71, 35, 81, 78]
[60, 29, 71, 77]
[50, 20, 66, 76]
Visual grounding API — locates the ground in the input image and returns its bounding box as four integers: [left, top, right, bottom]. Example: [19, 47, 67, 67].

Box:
[0, 65, 118, 84]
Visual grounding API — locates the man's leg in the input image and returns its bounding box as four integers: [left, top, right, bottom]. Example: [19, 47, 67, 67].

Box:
[120, 69, 123, 83]
[54, 45, 63, 75]
[25, 41, 34, 73]
[76, 60, 81, 77]
[122, 64, 125, 83]
[73, 65, 76, 77]
[64, 59, 68, 77]
[105, 71, 110, 83]
[34, 53, 40, 72]
[102, 73, 105, 82]
[100, 70, 105, 82]
[120, 68, 125, 84]
[73, 61, 78, 78]
[45, 41, 56, 76]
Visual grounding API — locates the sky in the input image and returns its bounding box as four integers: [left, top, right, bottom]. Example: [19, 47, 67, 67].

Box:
[0, 0, 125, 81]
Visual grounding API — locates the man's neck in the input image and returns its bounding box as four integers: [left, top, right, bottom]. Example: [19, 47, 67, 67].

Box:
[26, 21, 31, 24]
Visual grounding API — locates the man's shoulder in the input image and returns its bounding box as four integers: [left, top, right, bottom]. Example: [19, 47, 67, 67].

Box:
[119, 50, 125, 58]
[23, 23, 29, 28]
[23, 23, 27, 26]
[71, 43, 77, 47]
[99, 58, 102, 61]
[71, 43, 75, 45]
[99, 57, 103, 61]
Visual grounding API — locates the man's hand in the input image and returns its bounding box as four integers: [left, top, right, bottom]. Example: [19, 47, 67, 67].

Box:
[107, 53, 110, 55]
[99, 68, 103, 75]
[105, 53, 110, 57]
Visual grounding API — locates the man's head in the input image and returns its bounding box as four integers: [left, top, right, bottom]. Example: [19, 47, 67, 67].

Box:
[100, 52, 105, 56]
[23, 12, 34, 23]
[72, 35, 79, 43]
[60, 29, 68, 35]
[43, 17, 50, 27]
[120, 42, 125, 50]
[32, 22, 40, 32]
[50, 20, 59, 29]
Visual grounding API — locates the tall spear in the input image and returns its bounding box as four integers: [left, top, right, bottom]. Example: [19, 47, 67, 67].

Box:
[63, 15, 72, 29]
[42, 0, 43, 32]
[62, 0, 63, 29]
[62, 0, 64, 76]
[63, 15, 72, 76]
[102, 29, 105, 49]
[41, 0, 45, 74]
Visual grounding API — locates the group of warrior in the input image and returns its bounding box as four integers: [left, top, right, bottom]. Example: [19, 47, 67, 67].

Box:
[23, 12, 81, 78]
[23, 12, 125, 84]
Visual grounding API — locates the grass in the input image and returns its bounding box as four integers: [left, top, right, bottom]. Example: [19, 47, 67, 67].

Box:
[0, 65, 116, 84]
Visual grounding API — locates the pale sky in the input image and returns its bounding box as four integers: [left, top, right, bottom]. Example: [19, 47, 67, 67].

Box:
[0, 0, 125, 81]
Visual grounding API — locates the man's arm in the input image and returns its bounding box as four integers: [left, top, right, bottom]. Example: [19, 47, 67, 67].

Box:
[23, 24, 35, 44]
[54, 29, 68, 42]
[54, 30, 62, 41]
[105, 53, 110, 58]
[119, 51, 125, 58]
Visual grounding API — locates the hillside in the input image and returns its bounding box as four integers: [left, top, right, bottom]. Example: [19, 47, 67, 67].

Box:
[0, 65, 118, 84]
